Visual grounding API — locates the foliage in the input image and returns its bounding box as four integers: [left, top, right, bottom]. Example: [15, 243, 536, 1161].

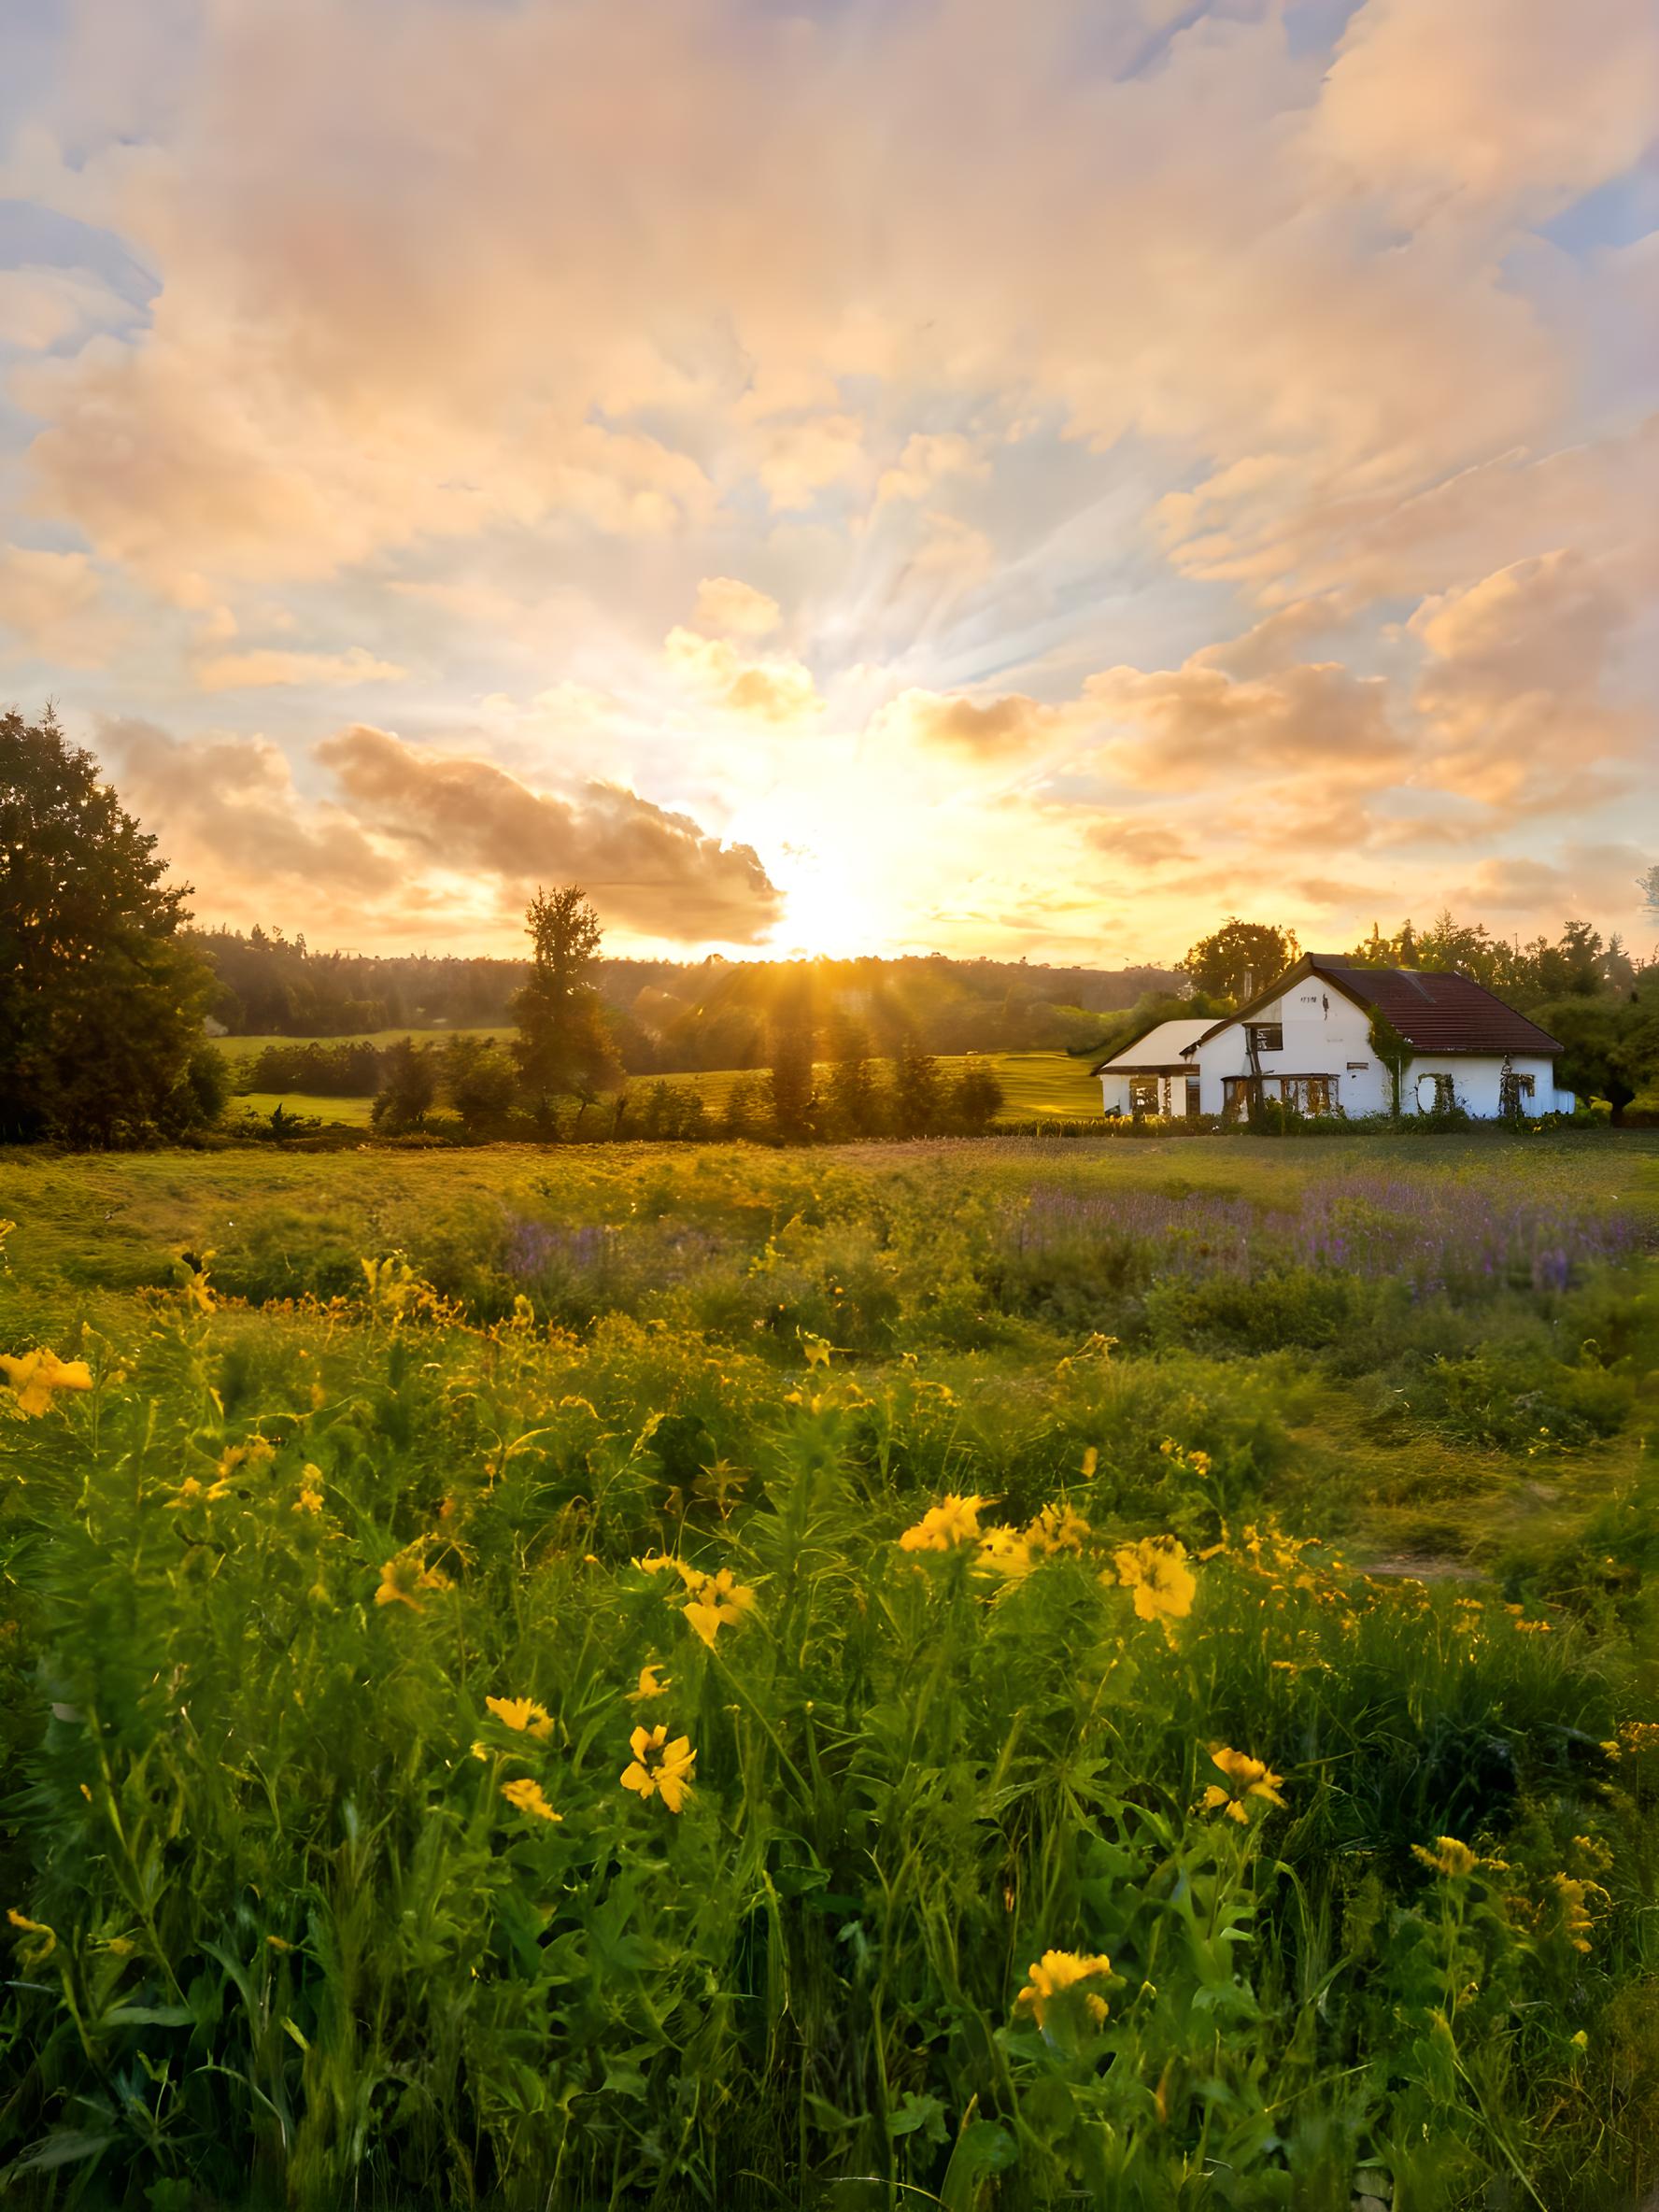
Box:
[1180, 917, 1299, 1002]
[0, 1131, 1656, 2207]
[511, 886, 623, 1113]
[1538, 990, 1659, 1125]
[371, 1038, 439, 1134]
[0, 707, 220, 1146]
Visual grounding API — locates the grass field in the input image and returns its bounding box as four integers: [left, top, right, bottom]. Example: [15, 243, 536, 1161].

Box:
[3, 1130, 1657, 2207]
[228, 1042, 1105, 1127]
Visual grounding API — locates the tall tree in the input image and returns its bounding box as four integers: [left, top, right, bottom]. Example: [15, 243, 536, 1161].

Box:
[768, 977, 817, 1141]
[0, 707, 221, 1144]
[1180, 919, 1298, 1003]
[892, 1034, 943, 1137]
[511, 886, 622, 1116]
[825, 1015, 880, 1138]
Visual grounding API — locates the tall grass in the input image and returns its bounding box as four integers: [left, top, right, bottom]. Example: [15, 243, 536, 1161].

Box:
[1, 1136, 1656, 2206]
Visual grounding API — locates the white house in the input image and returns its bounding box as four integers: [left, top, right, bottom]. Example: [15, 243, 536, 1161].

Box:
[1093, 955, 1573, 1121]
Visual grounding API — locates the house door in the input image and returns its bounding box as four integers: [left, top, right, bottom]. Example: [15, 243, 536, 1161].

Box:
[1185, 1077, 1200, 1118]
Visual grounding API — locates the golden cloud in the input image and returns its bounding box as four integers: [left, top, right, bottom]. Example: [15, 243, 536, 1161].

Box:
[195, 645, 407, 691]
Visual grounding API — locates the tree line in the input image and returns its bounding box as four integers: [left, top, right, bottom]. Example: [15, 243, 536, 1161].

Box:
[6, 705, 1658, 1144]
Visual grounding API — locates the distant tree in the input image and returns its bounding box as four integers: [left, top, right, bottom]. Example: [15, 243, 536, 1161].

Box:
[1541, 996, 1659, 1126]
[1181, 919, 1298, 1004]
[511, 886, 622, 1116]
[0, 706, 223, 1144]
[720, 1073, 768, 1140]
[825, 1017, 881, 1138]
[1638, 864, 1659, 924]
[443, 1034, 517, 1139]
[950, 1056, 1005, 1134]
[892, 1035, 943, 1137]
[768, 981, 816, 1141]
[373, 1039, 438, 1133]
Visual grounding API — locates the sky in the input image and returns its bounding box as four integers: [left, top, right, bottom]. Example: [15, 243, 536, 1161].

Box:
[2, 0, 1656, 967]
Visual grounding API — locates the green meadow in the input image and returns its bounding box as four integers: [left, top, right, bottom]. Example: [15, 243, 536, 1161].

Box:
[224, 1039, 1105, 1127]
[2, 1130, 1657, 2208]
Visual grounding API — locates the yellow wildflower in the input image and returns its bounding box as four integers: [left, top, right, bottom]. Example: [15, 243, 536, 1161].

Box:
[1081, 1447, 1099, 1480]
[1513, 1616, 1553, 1635]
[628, 1664, 671, 1701]
[898, 1494, 987, 1553]
[1552, 1873, 1607, 1954]
[635, 1552, 704, 1588]
[294, 1465, 325, 1515]
[374, 1549, 450, 1612]
[1412, 1836, 1480, 1879]
[500, 1777, 562, 1824]
[621, 1723, 696, 1812]
[485, 1694, 554, 1741]
[1028, 1503, 1091, 1555]
[684, 1567, 758, 1648]
[163, 1477, 206, 1510]
[1200, 1746, 1287, 1825]
[1015, 1950, 1112, 2029]
[1, 1350, 92, 1419]
[1110, 1537, 1197, 1623]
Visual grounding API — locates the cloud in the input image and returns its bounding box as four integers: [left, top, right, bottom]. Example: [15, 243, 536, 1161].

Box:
[194, 645, 407, 691]
[0, 544, 123, 665]
[755, 415, 869, 512]
[1313, 0, 1659, 223]
[662, 626, 823, 724]
[100, 717, 405, 902]
[0, 265, 133, 351]
[878, 432, 989, 503]
[1086, 657, 1402, 790]
[692, 576, 781, 640]
[315, 723, 784, 942]
[1408, 546, 1647, 806]
[873, 688, 1062, 758]
[1082, 818, 1195, 869]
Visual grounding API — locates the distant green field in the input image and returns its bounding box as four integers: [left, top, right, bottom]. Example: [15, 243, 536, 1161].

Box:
[217, 1027, 512, 1071]
[234, 1091, 376, 1127]
[222, 1040, 1103, 1125]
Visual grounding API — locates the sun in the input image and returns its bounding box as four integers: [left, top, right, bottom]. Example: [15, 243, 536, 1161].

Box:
[767, 848, 888, 958]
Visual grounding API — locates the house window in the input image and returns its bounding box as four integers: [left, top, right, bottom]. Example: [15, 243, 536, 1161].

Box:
[1222, 1076, 1250, 1121]
[1128, 1075, 1159, 1116]
[1184, 1076, 1200, 1118]
[1246, 1024, 1283, 1054]
[1304, 1076, 1332, 1114]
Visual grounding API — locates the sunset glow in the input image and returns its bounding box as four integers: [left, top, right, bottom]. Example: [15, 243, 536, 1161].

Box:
[2, 0, 1656, 962]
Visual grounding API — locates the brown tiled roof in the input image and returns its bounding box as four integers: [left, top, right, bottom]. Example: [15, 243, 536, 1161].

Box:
[1305, 957, 1563, 1056]
[1191, 953, 1564, 1056]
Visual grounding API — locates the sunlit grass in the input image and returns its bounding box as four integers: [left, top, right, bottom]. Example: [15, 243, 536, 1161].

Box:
[1, 1132, 1656, 2205]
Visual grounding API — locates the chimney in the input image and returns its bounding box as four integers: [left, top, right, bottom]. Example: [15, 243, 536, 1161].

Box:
[1241, 966, 1255, 1001]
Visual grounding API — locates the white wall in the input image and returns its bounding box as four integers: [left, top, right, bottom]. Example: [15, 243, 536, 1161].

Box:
[1402, 1055, 1567, 1117]
[1192, 980, 1384, 1114]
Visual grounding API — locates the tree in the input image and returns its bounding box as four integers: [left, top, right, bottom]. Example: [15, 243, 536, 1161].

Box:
[511, 886, 622, 1115]
[1180, 919, 1298, 1004]
[372, 1039, 438, 1133]
[768, 980, 816, 1141]
[1540, 996, 1659, 1126]
[892, 1035, 943, 1137]
[1638, 864, 1659, 925]
[825, 1016, 881, 1138]
[950, 1056, 1005, 1134]
[0, 706, 223, 1144]
[443, 1034, 517, 1138]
